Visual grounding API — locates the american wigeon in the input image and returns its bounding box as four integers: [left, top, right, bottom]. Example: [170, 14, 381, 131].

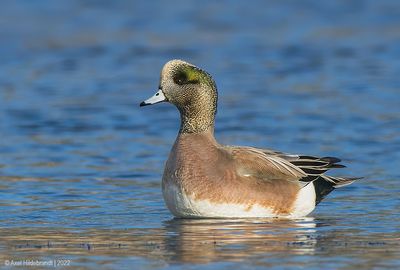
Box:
[140, 59, 359, 218]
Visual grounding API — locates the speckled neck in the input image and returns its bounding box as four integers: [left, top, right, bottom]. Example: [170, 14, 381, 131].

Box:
[178, 90, 217, 134]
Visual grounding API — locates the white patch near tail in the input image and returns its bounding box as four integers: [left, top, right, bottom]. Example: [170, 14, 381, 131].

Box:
[290, 182, 316, 217]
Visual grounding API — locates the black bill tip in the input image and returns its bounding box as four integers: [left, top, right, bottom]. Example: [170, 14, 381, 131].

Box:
[140, 101, 148, 107]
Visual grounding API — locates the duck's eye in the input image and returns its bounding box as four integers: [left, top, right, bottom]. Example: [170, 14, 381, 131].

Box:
[173, 72, 188, 85]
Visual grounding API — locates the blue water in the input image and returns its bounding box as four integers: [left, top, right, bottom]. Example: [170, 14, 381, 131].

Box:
[0, 0, 399, 269]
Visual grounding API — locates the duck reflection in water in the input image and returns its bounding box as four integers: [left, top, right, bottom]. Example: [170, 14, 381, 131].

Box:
[161, 217, 317, 263]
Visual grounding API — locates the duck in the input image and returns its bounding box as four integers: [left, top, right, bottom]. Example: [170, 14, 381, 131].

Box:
[140, 59, 359, 218]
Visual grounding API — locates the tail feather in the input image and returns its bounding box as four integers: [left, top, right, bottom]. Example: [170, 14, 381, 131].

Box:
[272, 151, 361, 205]
[313, 177, 335, 205]
[313, 176, 362, 205]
